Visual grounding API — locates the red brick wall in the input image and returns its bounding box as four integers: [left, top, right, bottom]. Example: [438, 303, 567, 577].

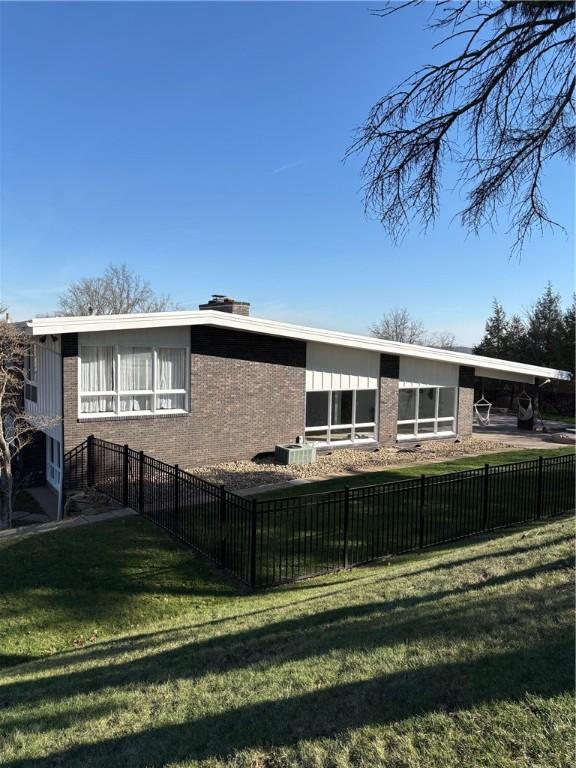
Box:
[457, 365, 475, 437]
[378, 354, 400, 445]
[62, 328, 306, 467]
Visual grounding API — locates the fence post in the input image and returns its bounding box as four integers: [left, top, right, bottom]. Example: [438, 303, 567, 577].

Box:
[219, 484, 226, 567]
[122, 444, 129, 508]
[138, 450, 145, 514]
[482, 463, 490, 530]
[418, 475, 426, 549]
[343, 486, 350, 568]
[174, 465, 180, 536]
[86, 434, 95, 488]
[536, 455, 544, 519]
[249, 498, 258, 588]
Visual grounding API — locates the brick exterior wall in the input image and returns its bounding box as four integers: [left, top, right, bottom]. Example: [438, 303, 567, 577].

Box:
[378, 354, 400, 445]
[457, 365, 475, 438]
[198, 299, 250, 316]
[62, 328, 306, 467]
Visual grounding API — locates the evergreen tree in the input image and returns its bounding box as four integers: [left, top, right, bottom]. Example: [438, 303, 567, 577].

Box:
[505, 314, 530, 363]
[473, 300, 509, 358]
[525, 282, 564, 367]
[559, 295, 575, 374]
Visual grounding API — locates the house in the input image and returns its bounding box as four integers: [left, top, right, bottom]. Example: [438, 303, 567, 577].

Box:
[21, 295, 571, 502]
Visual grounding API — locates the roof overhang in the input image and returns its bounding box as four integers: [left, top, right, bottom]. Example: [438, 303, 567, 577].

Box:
[26, 310, 572, 383]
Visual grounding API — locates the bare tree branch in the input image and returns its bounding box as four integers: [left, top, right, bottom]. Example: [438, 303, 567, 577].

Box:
[0, 319, 58, 528]
[370, 307, 456, 349]
[57, 264, 181, 316]
[348, 1, 575, 256]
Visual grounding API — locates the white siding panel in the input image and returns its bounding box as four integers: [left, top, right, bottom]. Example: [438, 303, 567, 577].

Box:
[25, 335, 62, 423]
[399, 357, 459, 389]
[306, 342, 379, 391]
[477, 366, 534, 384]
[80, 326, 189, 348]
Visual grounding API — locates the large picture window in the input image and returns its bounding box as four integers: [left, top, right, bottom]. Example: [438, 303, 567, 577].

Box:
[397, 386, 456, 438]
[305, 389, 377, 445]
[79, 345, 188, 417]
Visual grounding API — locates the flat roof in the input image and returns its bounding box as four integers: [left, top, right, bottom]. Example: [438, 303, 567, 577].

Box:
[26, 310, 572, 382]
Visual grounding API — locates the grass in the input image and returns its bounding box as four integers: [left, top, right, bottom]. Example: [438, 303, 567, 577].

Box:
[0, 514, 574, 767]
[541, 413, 575, 425]
[255, 447, 575, 498]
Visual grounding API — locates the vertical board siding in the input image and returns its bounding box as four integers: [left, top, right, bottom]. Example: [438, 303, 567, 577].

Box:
[25, 335, 63, 442]
[306, 342, 379, 391]
[399, 357, 459, 388]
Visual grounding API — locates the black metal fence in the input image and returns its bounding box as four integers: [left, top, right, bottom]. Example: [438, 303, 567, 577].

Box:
[64, 436, 575, 588]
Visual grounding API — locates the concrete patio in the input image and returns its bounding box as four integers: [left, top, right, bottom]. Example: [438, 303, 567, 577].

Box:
[473, 413, 575, 449]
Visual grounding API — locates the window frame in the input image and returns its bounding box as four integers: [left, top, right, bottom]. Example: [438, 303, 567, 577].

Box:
[397, 386, 457, 439]
[47, 436, 61, 489]
[305, 389, 378, 445]
[78, 344, 189, 418]
[24, 343, 38, 404]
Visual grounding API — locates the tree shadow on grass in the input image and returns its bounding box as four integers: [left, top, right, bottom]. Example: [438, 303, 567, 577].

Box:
[2, 555, 573, 739]
[7, 528, 566, 667]
[0, 517, 235, 645]
[6, 632, 573, 768]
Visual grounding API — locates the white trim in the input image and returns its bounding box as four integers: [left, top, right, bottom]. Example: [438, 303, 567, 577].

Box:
[26, 310, 571, 382]
[77, 343, 190, 419]
[305, 388, 378, 445]
[46, 435, 61, 490]
[397, 385, 457, 438]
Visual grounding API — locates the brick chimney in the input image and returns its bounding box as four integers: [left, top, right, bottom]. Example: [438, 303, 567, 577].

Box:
[198, 294, 250, 316]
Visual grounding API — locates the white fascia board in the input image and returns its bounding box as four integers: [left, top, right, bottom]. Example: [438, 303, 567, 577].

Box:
[27, 310, 572, 382]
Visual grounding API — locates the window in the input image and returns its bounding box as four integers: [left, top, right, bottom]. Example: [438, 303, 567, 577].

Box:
[47, 436, 61, 489]
[305, 389, 378, 445]
[79, 345, 188, 417]
[397, 386, 457, 438]
[24, 344, 38, 403]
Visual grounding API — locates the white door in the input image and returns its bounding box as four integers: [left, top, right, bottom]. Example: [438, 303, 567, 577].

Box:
[47, 436, 61, 490]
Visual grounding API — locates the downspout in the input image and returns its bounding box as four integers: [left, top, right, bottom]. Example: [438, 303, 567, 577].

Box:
[57, 338, 64, 520]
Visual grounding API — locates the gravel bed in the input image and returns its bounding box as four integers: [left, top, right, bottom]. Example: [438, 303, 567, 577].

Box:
[185, 436, 517, 491]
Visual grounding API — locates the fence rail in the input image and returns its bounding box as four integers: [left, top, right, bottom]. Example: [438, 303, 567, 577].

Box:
[64, 435, 575, 588]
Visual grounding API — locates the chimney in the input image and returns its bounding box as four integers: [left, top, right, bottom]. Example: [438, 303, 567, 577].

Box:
[198, 294, 250, 316]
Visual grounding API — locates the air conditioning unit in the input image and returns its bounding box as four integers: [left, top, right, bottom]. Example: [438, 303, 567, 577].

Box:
[275, 443, 317, 465]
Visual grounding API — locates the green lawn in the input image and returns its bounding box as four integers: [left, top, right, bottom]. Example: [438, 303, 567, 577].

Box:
[0, 514, 574, 767]
[542, 413, 575, 425]
[255, 447, 575, 498]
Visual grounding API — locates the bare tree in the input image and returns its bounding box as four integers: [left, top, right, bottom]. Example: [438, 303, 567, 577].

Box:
[349, 1, 575, 256]
[429, 330, 456, 351]
[57, 263, 179, 315]
[0, 315, 55, 529]
[370, 307, 456, 349]
[370, 307, 427, 343]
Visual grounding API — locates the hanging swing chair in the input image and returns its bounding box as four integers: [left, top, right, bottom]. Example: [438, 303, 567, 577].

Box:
[517, 390, 534, 430]
[474, 395, 492, 427]
[517, 390, 534, 420]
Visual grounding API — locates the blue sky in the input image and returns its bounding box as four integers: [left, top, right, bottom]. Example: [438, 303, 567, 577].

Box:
[1, 1, 573, 345]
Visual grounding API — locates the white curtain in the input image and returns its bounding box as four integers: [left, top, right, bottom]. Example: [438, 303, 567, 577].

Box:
[156, 393, 185, 410]
[81, 347, 114, 393]
[119, 348, 152, 391]
[157, 348, 186, 391]
[120, 395, 151, 412]
[81, 395, 114, 414]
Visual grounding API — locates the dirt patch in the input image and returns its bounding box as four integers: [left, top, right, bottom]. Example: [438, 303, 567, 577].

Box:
[185, 436, 517, 491]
